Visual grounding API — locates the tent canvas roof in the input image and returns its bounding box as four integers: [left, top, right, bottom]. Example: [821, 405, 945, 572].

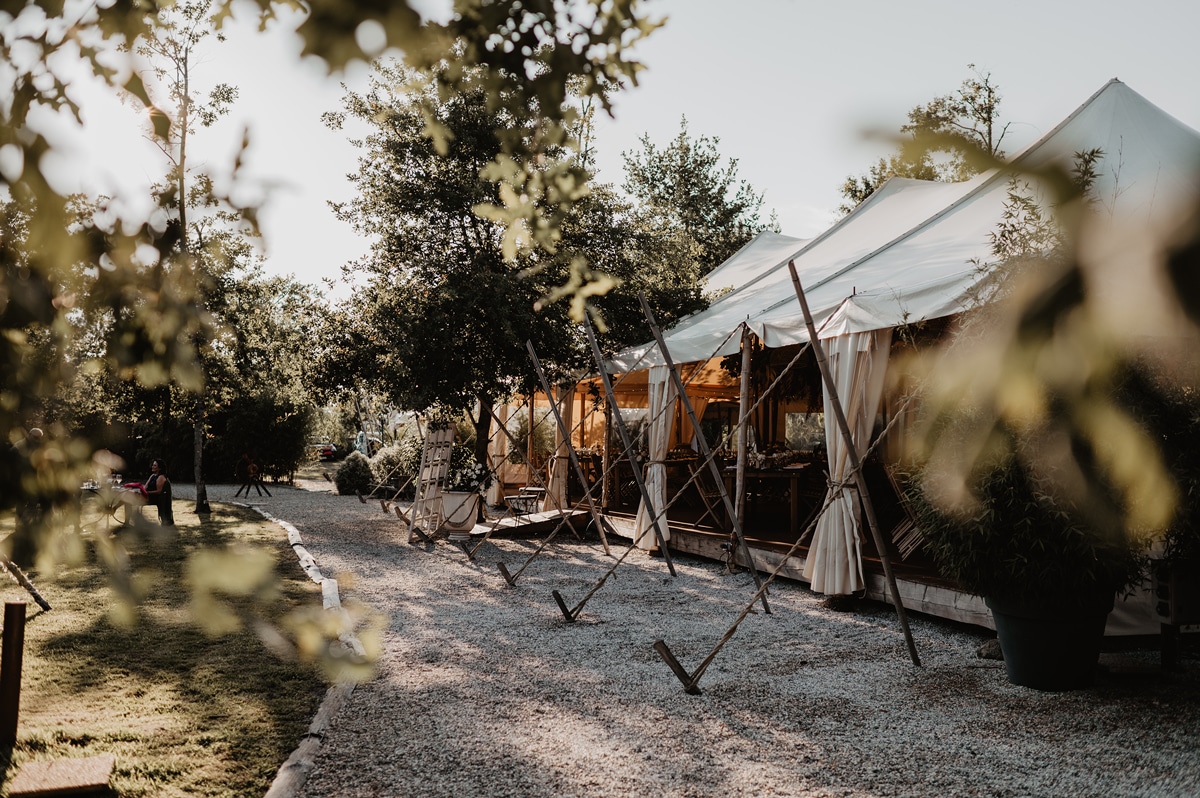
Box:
[611, 79, 1200, 372]
[702, 231, 810, 294]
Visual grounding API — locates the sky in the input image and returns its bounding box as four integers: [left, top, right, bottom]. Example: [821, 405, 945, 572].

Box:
[40, 0, 1200, 299]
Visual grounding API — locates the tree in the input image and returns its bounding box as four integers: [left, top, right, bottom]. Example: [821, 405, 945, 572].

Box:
[326, 60, 587, 464]
[623, 117, 775, 275]
[560, 182, 709, 348]
[839, 65, 1010, 214]
[132, 0, 242, 515]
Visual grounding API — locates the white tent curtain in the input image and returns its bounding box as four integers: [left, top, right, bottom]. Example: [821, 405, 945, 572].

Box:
[543, 383, 575, 512]
[633, 365, 677, 549]
[485, 403, 509, 506]
[803, 329, 892, 595]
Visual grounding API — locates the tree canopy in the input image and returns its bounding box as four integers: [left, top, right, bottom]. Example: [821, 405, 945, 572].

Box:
[2, 0, 663, 678]
[839, 65, 1009, 214]
[623, 117, 775, 276]
[324, 60, 594, 461]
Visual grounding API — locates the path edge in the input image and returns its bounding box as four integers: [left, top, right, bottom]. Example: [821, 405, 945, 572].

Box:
[236, 502, 361, 798]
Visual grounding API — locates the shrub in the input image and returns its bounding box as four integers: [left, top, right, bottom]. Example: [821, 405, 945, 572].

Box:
[371, 438, 421, 498]
[334, 451, 374, 496]
[904, 433, 1147, 607]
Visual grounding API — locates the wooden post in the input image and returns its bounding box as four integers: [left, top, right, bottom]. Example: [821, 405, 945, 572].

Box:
[525, 396, 535, 486]
[638, 295, 770, 614]
[583, 317, 676, 576]
[601, 400, 612, 510]
[1, 601, 27, 747]
[736, 325, 752, 533]
[788, 262, 922, 667]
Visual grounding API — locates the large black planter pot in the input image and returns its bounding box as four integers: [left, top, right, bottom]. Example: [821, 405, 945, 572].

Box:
[985, 590, 1116, 691]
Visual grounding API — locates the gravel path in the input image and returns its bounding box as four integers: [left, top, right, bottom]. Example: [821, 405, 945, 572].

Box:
[178, 480, 1200, 797]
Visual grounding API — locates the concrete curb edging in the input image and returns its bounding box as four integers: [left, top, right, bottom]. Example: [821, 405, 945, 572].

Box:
[263, 682, 354, 798]
[234, 503, 363, 798]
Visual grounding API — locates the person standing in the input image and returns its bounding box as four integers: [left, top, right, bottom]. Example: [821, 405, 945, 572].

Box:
[145, 458, 174, 525]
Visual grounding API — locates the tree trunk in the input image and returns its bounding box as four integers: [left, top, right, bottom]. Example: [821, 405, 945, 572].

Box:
[473, 395, 494, 521]
[194, 390, 210, 514]
[473, 395, 493, 466]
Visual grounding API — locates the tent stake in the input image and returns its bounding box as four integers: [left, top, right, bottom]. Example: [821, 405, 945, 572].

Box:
[551, 590, 574, 622]
[653, 639, 703, 694]
[638, 295, 770, 614]
[788, 261, 921, 667]
[583, 316, 676, 576]
[550, 532, 650, 621]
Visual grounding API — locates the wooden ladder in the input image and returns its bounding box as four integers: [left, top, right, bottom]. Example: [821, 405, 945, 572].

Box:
[408, 427, 455, 543]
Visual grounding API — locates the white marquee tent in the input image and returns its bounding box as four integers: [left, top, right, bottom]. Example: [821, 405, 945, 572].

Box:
[610, 79, 1200, 595]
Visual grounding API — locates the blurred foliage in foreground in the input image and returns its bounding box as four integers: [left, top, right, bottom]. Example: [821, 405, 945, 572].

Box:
[1, 0, 658, 679]
[905, 143, 1200, 593]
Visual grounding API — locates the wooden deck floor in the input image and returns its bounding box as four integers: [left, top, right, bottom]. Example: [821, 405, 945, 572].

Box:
[464, 509, 591, 538]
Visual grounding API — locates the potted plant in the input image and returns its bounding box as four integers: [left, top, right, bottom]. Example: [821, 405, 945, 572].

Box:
[905, 428, 1149, 691]
[440, 452, 493, 533]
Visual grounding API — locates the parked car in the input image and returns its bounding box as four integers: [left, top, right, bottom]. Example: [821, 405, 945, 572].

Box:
[310, 441, 337, 461]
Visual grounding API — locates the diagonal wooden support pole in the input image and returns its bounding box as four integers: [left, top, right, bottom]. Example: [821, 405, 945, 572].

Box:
[527, 341, 612, 555]
[652, 486, 843, 694]
[551, 533, 650, 622]
[583, 316, 676, 577]
[652, 386, 923, 693]
[0, 553, 51, 611]
[486, 404, 605, 584]
[638, 294, 771, 615]
[787, 261, 921, 667]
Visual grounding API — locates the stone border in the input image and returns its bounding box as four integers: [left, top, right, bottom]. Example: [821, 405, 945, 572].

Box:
[235, 503, 361, 798]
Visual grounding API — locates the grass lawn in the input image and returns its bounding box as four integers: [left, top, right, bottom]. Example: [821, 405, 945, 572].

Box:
[0, 501, 330, 797]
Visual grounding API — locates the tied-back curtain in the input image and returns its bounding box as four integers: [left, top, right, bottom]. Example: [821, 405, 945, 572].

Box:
[486, 403, 509, 506]
[634, 366, 677, 549]
[543, 383, 575, 512]
[803, 329, 892, 595]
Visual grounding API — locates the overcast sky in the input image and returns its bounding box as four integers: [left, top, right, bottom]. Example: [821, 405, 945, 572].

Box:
[42, 0, 1200, 298]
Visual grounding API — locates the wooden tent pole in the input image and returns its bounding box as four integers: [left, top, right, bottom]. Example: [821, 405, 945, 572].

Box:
[638, 295, 770, 614]
[735, 324, 751, 535]
[0, 554, 50, 611]
[526, 395, 535, 486]
[601, 400, 612, 510]
[788, 262, 921, 667]
[583, 317, 677, 576]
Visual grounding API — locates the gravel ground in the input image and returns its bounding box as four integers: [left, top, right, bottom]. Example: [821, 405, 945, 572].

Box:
[175, 480, 1200, 797]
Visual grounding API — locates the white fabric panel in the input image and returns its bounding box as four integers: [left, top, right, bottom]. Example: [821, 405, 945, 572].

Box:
[609, 178, 974, 371]
[803, 329, 893, 595]
[703, 231, 809, 294]
[543, 384, 574, 512]
[633, 366, 676, 549]
[485, 403, 509, 506]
